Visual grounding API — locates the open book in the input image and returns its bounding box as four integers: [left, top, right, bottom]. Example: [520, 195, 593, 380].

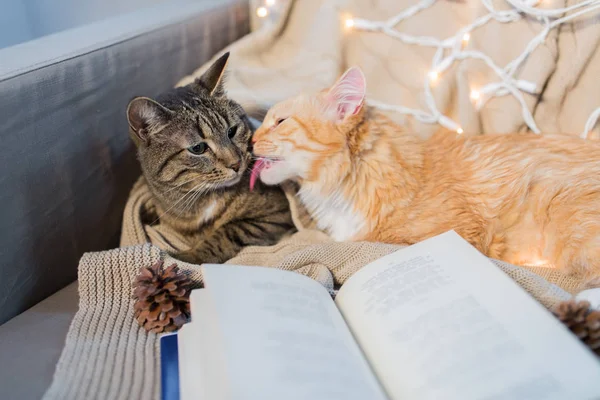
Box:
[173, 231, 600, 400]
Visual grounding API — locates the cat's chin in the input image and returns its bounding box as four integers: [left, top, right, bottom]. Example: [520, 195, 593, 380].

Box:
[250, 157, 296, 188]
[260, 172, 283, 186]
[260, 162, 295, 186]
[217, 174, 243, 188]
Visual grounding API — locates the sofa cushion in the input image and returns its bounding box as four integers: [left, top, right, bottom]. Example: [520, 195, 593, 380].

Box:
[0, 283, 78, 400]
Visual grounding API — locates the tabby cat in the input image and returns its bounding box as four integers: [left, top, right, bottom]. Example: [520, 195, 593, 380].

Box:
[126, 52, 294, 264]
[251, 66, 600, 281]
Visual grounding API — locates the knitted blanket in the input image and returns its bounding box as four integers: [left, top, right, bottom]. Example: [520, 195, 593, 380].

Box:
[43, 0, 600, 395]
[43, 178, 586, 400]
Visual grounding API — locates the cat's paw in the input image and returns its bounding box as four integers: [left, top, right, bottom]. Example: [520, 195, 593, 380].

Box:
[173, 251, 201, 265]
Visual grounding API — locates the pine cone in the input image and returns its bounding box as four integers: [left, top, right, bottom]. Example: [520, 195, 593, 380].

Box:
[553, 300, 600, 356]
[132, 260, 192, 333]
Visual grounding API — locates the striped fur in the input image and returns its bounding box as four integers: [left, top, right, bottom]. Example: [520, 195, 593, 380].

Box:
[252, 67, 600, 282]
[127, 53, 293, 264]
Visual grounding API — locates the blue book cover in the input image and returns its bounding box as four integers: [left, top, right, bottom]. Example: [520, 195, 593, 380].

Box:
[160, 333, 180, 400]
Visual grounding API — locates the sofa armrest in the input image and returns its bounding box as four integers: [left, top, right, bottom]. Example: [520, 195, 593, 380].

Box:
[0, 0, 250, 325]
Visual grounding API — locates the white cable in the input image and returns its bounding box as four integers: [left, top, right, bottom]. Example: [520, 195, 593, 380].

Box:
[506, 0, 599, 17]
[366, 99, 438, 123]
[582, 107, 600, 139]
[387, 0, 437, 26]
[345, 0, 600, 137]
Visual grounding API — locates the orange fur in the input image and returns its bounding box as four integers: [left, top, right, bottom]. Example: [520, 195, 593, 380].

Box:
[252, 69, 600, 281]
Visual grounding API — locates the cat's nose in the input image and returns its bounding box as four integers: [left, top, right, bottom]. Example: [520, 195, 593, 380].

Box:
[229, 161, 241, 172]
[251, 128, 264, 143]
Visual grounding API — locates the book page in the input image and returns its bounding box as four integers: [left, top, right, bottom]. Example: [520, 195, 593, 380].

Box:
[177, 323, 203, 400]
[199, 264, 388, 400]
[336, 231, 600, 400]
[179, 289, 229, 400]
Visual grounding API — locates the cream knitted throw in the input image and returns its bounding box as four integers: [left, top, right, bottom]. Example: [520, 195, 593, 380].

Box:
[41, 0, 600, 394]
[43, 178, 586, 400]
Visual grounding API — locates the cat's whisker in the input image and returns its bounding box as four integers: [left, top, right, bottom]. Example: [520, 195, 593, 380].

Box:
[151, 180, 207, 223]
[180, 180, 222, 215]
[180, 182, 212, 212]
[182, 184, 211, 214]
[163, 176, 199, 194]
[250, 155, 286, 162]
[179, 187, 200, 215]
[163, 188, 201, 219]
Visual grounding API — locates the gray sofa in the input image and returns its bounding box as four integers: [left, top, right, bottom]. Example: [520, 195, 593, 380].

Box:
[0, 0, 249, 398]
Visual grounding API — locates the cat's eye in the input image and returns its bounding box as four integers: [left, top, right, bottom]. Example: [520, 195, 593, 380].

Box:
[227, 126, 237, 139]
[275, 118, 287, 126]
[188, 143, 207, 155]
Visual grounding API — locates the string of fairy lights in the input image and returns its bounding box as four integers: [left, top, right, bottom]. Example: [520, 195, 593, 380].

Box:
[255, 0, 278, 19]
[254, 0, 600, 139]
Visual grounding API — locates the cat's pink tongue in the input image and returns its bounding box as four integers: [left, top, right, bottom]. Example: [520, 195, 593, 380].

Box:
[250, 158, 266, 191]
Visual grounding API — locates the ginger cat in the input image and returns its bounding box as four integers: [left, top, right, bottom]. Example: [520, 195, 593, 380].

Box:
[251, 67, 600, 280]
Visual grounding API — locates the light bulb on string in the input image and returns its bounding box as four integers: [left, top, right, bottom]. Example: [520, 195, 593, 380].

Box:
[428, 70, 439, 83]
[338, 0, 600, 137]
[256, 7, 268, 18]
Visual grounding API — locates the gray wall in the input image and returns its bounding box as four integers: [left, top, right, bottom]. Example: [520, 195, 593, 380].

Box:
[0, 0, 167, 48]
[0, 1, 35, 48]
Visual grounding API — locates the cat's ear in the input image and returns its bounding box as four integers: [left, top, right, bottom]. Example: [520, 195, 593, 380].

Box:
[126, 97, 173, 145]
[326, 67, 366, 121]
[195, 52, 230, 97]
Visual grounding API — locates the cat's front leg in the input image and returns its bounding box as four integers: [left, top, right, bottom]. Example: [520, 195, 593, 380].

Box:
[171, 250, 203, 265]
[172, 246, 228, 266]
[171, 222, 247, 265]
[171, 216, 292, 265]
